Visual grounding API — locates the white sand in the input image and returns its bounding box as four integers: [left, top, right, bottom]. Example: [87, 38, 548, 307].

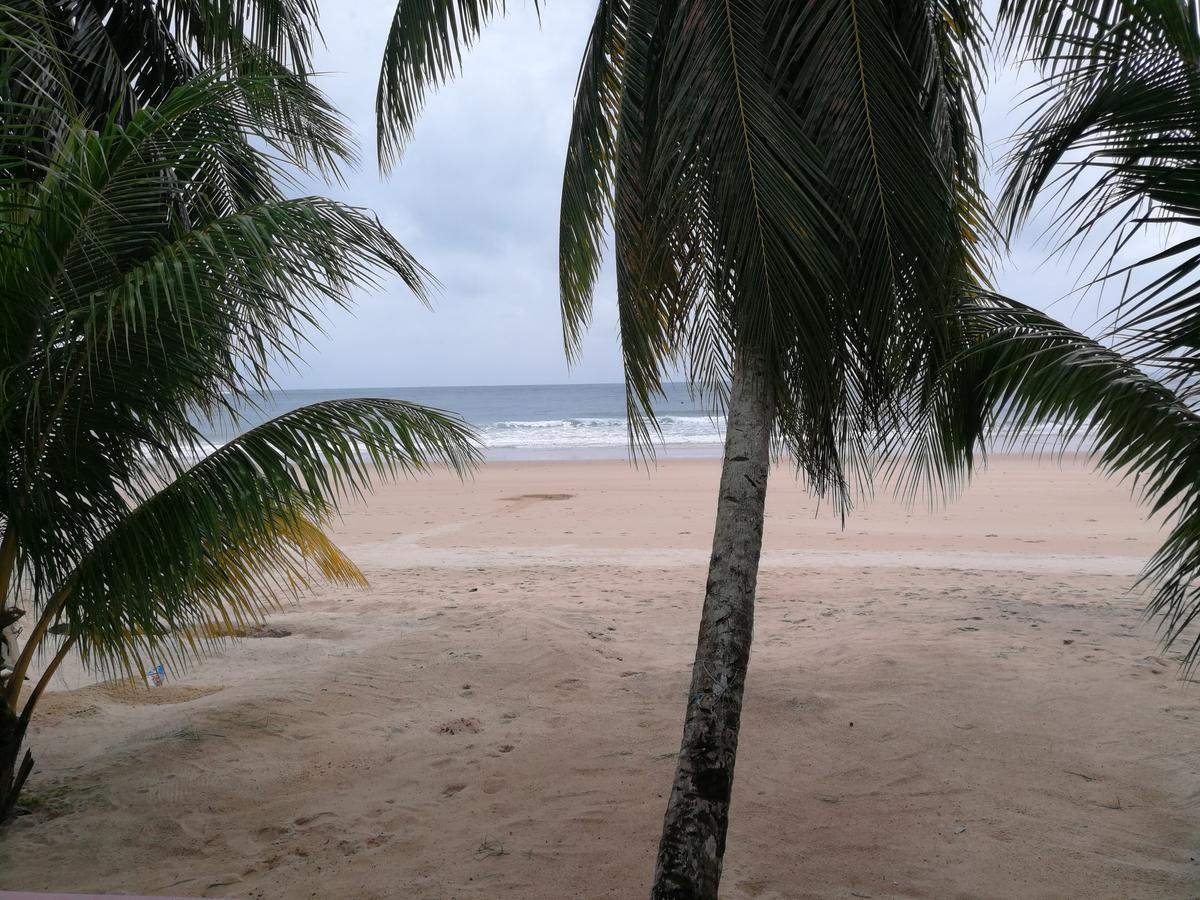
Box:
[1, 456, 1197, 898]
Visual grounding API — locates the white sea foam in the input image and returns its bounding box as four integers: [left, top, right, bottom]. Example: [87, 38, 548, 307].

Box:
[480, 415, 725, 449]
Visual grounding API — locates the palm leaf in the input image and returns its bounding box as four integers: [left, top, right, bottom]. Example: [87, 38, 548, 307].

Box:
[594, 0, 991, 495]
[559, 0, 627, 361]
[0, 0, 342, 183]
[948, 295, 1200, 665]
[375, 0, 540, 171]
[7, 398, 479, 692]
[995, 0, 1200, 664]
[1, 72, 433, 604]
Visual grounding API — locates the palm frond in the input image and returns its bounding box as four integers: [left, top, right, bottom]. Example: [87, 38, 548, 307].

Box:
[38, 398, 478, 681]
[994, 1, 1200, 665]
[1, 0, 340, 186]
[998, 1, 1200, 374]
[604, 0, 852, 462]
[945, 295, 1200, 666]
[592, 0, 991, 496]
[11, 0, 322, 112]
[559, 0, 627, 361]
[375, 0, 540, 171]
[997, 0, 1137, 64]
[1, 72, 434, 605]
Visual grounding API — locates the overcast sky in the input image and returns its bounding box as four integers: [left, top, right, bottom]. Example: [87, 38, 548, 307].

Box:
[281, 2, 1121, 390]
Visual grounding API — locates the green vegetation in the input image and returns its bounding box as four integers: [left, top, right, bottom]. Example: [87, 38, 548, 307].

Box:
[0, 2, 478, 821]
[990, 0, 1200, 666]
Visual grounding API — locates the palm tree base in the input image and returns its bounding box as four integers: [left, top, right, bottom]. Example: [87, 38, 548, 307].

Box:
[0, 701, 31, 824]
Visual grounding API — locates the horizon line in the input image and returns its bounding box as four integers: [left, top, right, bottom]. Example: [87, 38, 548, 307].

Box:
[265, 380, 697, 393]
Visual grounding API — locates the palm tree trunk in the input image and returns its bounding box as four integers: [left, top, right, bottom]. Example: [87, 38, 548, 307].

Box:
[0, 700, 31, 823]
[652, 344, 774, 899]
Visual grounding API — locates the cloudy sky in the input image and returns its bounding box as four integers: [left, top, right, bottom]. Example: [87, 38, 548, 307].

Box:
[282, 2, 1119, 390]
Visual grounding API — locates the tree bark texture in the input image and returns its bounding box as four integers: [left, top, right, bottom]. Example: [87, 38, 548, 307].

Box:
[651, 345, 774, 899]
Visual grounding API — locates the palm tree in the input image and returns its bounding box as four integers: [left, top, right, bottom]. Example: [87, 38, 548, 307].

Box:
[3, 0, 321, 123]
[375, 1, 992, 895]
[2, 0, 339, 187]
[981, 0, 1200, 666]
[0, 12, 480, 820]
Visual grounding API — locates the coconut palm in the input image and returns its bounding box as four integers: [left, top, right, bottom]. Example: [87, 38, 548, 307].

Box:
[2, 0, 322, 140]
[1, 0, 362, 249]
[0, 23, 480, 820]
[978, 0, 1200, 666]
[375, 1, 993, 894]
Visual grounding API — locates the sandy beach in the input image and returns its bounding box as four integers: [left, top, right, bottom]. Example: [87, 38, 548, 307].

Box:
[0, 455, 1196, 898]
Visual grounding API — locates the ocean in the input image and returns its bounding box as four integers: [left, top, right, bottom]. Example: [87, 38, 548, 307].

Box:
[200, 383, 1085, 462]
[201, 383, 726, 460]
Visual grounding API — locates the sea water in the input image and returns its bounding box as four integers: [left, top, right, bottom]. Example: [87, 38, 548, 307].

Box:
[196, 382, 1086, 462]
[199, 383, 726, 460]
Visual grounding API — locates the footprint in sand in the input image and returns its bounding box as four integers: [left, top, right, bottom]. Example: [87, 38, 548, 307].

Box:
[434, 717, 483, 735]
[255, 825, 290, 842]
[442, 783, 467, 798]
[294, 812, 337, 827]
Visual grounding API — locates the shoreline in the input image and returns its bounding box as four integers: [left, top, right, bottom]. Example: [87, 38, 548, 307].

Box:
[483, 448, 1098, 461]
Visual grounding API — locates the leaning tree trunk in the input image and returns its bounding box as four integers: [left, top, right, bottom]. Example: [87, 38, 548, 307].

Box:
[0, 699, 32, 823]
[652, 345, 774, 899]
